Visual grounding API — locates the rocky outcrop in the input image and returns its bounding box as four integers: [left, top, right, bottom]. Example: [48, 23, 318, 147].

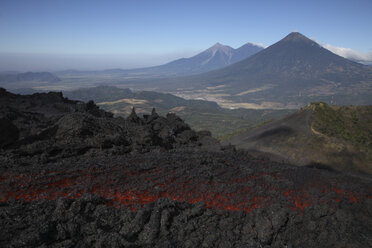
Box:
[0, 88, 220, 163]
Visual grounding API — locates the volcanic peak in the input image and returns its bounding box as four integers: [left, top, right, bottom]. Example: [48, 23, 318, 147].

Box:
[280, 31, 318, 46]
[207, 42, 234, 55]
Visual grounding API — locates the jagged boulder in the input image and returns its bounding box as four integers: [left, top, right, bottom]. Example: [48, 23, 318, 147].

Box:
[126, 107, 140, 123]
[84, 100, 113, 118]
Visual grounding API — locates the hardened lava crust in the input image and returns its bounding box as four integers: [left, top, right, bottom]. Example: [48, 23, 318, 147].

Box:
[0, 89, 371, 247]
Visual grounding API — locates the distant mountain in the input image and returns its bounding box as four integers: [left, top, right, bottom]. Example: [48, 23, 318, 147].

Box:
[0, 72, 60, 83]
[7, 88, 41, 95]
[157, 32, 372, 107]
[224, 102, 372, 174]
[139, 42, 263, 76]
[56, 42, 263, 78]
[0, 72, 60, 87]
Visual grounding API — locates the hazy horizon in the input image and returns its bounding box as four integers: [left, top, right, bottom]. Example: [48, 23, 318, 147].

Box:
[1, 0, 372, 71]
[1, 39, 372, 72]
[0, 51, 201, 72]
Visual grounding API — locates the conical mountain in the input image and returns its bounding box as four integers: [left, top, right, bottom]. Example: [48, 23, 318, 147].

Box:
[225, 32, 369, 81]
[166, 32, 372, 107]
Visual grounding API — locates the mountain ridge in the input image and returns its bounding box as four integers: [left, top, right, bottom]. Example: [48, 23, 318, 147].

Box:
[113, 41, 264, 77]
[0, 71, 60, 85]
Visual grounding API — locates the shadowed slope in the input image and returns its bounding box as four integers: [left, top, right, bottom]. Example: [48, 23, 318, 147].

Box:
[225, 102, 372, 174]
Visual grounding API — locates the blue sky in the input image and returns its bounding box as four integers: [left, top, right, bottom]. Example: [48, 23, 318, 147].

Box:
[1, 0, 372, 70]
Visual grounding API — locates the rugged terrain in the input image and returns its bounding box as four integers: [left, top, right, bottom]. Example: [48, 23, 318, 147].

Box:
[225, 102, 372, 175]
[0, 88, 218, 157]
[0, 89, 372, 247]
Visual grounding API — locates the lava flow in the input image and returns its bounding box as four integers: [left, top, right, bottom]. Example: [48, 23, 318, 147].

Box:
[1, 160, 370, 214]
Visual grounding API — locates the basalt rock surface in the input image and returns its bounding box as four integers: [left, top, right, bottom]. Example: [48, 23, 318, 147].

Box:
[0, 88, 371, 248]
[0, 88, 219, 165]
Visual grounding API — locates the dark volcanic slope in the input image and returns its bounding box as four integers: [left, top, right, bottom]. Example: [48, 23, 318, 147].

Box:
[225, 102, 372, 174]
[0, 89, 372, 247]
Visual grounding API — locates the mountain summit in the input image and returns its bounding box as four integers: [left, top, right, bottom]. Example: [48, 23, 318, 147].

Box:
[282, 31, 314, 42]
[209, 42, 231, 51]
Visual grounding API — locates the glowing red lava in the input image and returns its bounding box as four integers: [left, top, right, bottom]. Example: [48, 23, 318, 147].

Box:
[0, 166, 370, 213]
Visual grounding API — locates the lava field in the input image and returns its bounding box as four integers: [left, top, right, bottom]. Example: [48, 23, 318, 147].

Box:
[1, 89, 372, 247]
[1, 151, 369, 213]
[1, 150, 372, 247]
